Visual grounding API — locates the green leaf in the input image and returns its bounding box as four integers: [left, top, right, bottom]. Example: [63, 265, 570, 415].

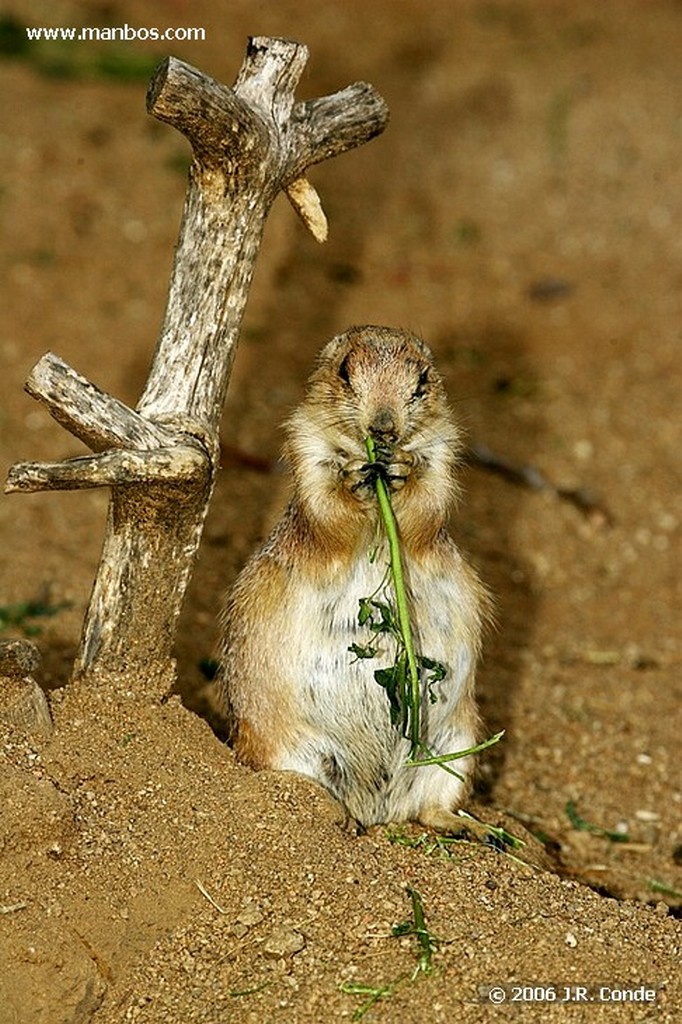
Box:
[348, 642, 378, 660]
[419, 655, 447, 682]
[0, 595, 71, 636]
[405, 730, 505, 767]
[649, 878, 682, 900]
[374, 666, 396, 687]
[374, 660, 407, 731]
[371, 599, 397, 634]
[357, 598, 374, 627]
[419, 655, 447, 703]
[391, 921, 412, 938]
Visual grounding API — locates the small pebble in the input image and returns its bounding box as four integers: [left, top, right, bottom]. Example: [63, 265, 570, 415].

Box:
[263, 926, 306, 959]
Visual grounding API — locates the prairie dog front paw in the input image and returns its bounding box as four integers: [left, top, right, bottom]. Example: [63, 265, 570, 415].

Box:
[340, 447, 414, 497]
[380, 445, 414, 491]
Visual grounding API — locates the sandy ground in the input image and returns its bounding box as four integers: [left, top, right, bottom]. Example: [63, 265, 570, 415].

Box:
[0, 1, 680, 1021]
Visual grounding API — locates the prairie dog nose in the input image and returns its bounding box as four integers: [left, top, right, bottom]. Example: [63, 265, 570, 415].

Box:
[369, 407, 398, 442]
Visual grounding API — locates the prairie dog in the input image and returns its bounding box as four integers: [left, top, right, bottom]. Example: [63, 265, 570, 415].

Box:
[217, 326, 486, 830]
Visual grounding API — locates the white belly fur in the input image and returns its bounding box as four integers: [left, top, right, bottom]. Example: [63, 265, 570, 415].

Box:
[273, 544, 479, 825]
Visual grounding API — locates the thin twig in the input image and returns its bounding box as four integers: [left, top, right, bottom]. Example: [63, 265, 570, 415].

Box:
[195, 879, 228, 914]
[0, 902, 28, 915]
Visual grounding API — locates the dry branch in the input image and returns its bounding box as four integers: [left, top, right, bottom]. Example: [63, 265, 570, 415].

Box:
[5, 37, 389, 691]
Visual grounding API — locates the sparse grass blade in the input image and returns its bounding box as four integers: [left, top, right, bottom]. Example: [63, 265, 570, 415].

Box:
[405, 730, 505, 767]
[340, 888, 441, 1018]
[565, 800, 629, 843]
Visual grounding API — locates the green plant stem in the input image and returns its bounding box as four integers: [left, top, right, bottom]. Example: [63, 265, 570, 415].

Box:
[340, 982, 396, 1020]
[365, 435, 421, 755]
[405, 730, 505, 767]
[407, 887, 436, 975]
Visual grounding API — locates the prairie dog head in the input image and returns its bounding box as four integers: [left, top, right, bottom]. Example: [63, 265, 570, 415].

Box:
[289, 325, 460, 458]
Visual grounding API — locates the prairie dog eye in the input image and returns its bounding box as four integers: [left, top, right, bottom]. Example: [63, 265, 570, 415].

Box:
[338, 354, 351, 385]
[413, 366, 430, 398]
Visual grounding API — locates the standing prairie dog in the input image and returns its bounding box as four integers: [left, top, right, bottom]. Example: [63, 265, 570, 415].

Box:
[217, 325, 487, 830]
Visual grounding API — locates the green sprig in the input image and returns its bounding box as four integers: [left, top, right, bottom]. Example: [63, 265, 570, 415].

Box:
[340, 888, 440, 1019]
[394, 887, 440, 977]
[364, 435, 422, 756]
[361, 436, 504, 773]
[565, 800, 629, 843]
[405, 729, 505, 768]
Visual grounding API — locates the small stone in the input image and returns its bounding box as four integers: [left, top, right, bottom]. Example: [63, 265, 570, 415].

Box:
[238, 903, 264, 927]
[0, 639, 41, 677]
[565, 932, 578, 948]
[635, 809, 660, 823]
[263, 926, 306, 959]
[573, 439, 593, 461]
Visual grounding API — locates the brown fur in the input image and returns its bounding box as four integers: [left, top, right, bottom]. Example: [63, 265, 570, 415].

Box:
[217, 326, 488, 829]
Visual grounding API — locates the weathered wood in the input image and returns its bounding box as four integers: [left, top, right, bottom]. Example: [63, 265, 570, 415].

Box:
[4, 37, 389, 690]
[18, 352, 173, 454]
[138, 46, 388, 426]
[285, 177, 329, 243]
[75, 480, 211, 683]
[6, 446, 206, 493]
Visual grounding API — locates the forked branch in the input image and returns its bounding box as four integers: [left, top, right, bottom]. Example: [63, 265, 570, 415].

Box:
[5, 37, 389, 690]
